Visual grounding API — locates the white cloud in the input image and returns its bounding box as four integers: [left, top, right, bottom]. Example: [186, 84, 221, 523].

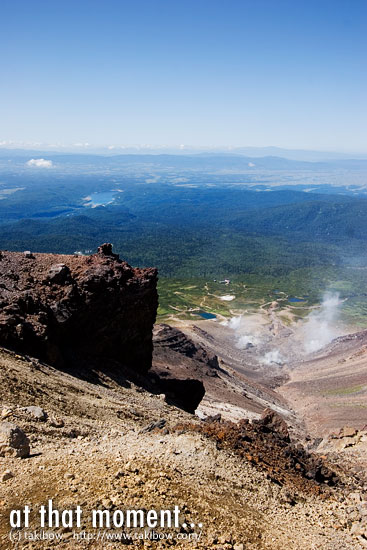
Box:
[73, 142, 90, 148]
[26, 158, 53, 168]
[248, 162, 256, 167]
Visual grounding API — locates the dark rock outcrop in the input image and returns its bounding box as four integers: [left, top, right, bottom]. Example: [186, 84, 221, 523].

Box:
[153, 324, 220, 371]
[181, 415, 339, 489]
[0, 245, 158, 373]
[0, 245, 207, 413]
[151, 324, 221, 412]
[255, 408, 290, 442]
[157, 377, 205, 414]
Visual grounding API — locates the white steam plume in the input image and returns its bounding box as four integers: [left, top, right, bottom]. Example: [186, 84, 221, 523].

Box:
[300, 292, 341, 353]
[261, 350, 284, 365]
[225, 315, 262, 349]
[224, 291, 343, 366]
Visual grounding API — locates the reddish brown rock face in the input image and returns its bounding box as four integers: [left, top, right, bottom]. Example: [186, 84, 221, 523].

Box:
[0, 245, 158, 372]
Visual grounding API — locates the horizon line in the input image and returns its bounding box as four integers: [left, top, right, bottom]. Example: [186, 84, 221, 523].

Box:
[1, 142, 367, 157]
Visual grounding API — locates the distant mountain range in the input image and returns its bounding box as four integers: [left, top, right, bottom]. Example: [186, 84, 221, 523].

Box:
[1, 149, 367, 172]
[1, 145, 367, 163]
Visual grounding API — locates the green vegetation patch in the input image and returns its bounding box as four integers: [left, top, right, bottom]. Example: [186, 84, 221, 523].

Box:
[325, 385, 365, 396]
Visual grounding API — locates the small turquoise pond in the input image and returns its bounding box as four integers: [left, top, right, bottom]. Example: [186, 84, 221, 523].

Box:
[194, 311, 217, 319]
[288, 297, 306, 303]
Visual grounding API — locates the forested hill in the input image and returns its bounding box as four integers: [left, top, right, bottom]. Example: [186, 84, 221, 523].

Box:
[230, 199, 367, 241]
[0, 183, 366, 278]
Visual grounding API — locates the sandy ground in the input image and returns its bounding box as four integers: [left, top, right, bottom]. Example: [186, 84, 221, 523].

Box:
[279, 333, 367, 437]
[0, 348, 365, 550]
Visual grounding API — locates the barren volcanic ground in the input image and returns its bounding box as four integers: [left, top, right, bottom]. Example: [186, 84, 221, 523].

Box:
[0, 249, 367, 549]
[0, 347, 366, 550]
[177, 309, 367, 436]
[279, 330, 367, 438]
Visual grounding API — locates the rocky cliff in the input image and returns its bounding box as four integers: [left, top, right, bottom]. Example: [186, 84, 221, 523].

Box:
[153, 323, 220, 371]
[0, 244, 158, 372]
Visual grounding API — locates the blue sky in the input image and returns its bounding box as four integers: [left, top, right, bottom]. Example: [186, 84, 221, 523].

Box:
[1, 0, 366, 151]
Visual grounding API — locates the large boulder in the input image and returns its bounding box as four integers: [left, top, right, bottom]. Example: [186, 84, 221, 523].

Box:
[159, 378, 205, 414]
[0, 422, 30, 458]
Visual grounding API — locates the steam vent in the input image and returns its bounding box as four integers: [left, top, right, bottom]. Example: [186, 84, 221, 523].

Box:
[0, 244, 158, 372]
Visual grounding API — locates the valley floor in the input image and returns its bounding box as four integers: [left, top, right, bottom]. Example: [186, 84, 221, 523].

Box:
[175, 311, 367, 438]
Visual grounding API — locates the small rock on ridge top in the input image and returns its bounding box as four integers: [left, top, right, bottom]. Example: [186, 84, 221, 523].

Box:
[97, 243, 118, 258]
